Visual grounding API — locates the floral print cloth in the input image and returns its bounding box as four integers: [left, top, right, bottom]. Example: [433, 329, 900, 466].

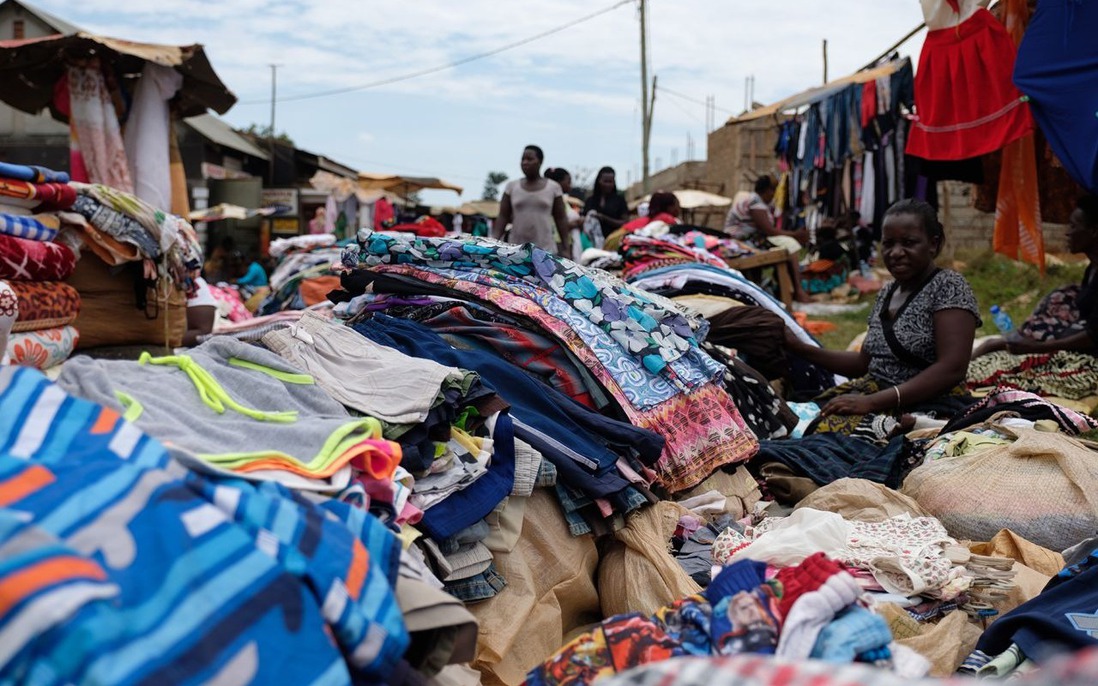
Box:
[6, 325, 79, 370]
[714, 510, 967, 598]
[343, 231, 711, 379]
[0, 280, 15, 364]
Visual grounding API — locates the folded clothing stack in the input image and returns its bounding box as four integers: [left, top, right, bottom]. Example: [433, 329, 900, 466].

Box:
[0, 160, 80, 369]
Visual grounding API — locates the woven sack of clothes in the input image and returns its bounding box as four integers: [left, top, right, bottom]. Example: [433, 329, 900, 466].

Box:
[902, 424, 1098, 551]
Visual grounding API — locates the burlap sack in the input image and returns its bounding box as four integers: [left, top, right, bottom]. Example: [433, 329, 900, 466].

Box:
[468, 490, 600, 686]
[882, 605, 983, 677]
[796, 478, 929, 522]
[902, 426, 1098, 551]
[68, 256, 185, 349]
[598, 501, 702, 618]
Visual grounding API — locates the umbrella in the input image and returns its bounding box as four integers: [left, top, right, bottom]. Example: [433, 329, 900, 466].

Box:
[1015, 0, 1098, 195]
[0, 32, 236, 118]
[630, 189, 733, 211]
[357, 172, 463, 200]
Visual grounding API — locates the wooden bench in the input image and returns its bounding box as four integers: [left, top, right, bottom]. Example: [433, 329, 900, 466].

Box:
[725, 249, 795, 309]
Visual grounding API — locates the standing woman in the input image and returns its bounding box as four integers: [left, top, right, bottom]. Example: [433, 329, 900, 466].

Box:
[493, 145, 570, 255]
[583, 166, 630, 235]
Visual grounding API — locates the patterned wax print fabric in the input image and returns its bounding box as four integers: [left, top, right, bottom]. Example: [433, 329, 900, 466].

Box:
[862, 269, 981, 385]
[8, 280, 80, 332]
[0, 365, 409, 685]
[810, 376, 971, 439]
[968, 350, 1098, 400]
[342, 231, 713, 383]
[6, 325, 79, 369]
[0, 232, 77, 281]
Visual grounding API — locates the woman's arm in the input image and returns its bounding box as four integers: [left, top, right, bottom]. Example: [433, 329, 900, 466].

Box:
[750, 208, 808, 244]
[552, 196, 571, 255]
[183, 305, 217, 347]
[784, 328, 871, 378]
[829, 309, 976, 416]
[492, 193, 513, 240]
[597, 213, 626, 230]
[1007, 330, 1094, 354]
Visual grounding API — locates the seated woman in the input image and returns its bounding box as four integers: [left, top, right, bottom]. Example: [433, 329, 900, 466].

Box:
[974, 195, 1098, 358]
[621, 191, 681, 233]
[784, 199, 980, 438]
[724, 175, 812, 303]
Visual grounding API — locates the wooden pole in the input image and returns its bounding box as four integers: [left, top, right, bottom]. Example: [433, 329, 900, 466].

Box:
[640, 0, 651, 194]
[822, 39, 829, 84]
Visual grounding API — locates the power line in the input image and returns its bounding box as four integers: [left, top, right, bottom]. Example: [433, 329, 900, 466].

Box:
[238, 0, 634, 105]
[661, 86, 736, 115]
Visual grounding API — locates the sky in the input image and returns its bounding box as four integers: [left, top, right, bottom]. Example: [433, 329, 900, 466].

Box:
[32, 0, 930, 204]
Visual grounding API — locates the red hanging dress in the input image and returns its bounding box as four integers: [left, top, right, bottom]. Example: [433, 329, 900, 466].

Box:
[906, 0, 1033, 160]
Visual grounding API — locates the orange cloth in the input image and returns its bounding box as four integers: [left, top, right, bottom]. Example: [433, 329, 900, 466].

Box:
[299, 275, 342, 307]
[993, 0, 1045, 274]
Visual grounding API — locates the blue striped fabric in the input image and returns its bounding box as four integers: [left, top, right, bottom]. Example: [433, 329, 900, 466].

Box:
[0, 213, 58, 241]
[0, 366, 408, 685]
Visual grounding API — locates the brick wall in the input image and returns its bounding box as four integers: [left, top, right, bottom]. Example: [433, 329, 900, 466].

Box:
[938, 180, 1069, 257]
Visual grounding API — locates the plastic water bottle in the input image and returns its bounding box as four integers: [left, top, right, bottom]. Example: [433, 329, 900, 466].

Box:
[859, 260, 872, 278]
[990, 305, 1014, 334]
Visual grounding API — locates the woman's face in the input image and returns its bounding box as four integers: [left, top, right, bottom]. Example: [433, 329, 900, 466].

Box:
[1067, 208, 1097, 255]
[881, 213, 940, 284]
[559, 173, 572, 193]
[597, 171, 616, 194]
[520, 149, 541, 178]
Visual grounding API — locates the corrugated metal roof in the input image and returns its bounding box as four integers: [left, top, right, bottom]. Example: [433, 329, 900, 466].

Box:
[184, 114, 269, 160]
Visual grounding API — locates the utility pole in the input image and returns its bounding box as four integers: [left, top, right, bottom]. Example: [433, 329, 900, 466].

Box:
[822, 39, 829, 84]
[268, 64, 278, 187]
[639, 0, 653, 194]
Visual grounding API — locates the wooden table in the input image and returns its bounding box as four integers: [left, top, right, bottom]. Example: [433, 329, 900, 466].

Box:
[725, 249, 795, 309]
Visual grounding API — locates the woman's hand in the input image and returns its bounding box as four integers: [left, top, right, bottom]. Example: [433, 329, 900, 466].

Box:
[820, 393, 880, 416]
[783, 326, 805, 352]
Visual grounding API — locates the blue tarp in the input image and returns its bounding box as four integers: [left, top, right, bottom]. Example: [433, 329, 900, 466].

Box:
[1015, 0, 1098, 195]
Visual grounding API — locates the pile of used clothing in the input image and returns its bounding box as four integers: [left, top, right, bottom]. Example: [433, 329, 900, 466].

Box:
[258, 233, 343, 315]
[0, 161, 81, 367]
[7, 225, 1098, 686]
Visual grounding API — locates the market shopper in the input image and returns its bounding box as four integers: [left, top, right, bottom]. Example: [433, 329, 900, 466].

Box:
[183, 276, 217, 346]
[583, 166, 630, 235]
[493, 145, 570, 255]
[784, 198, 980, 437]
[725, 175, 813, 303]
[973, 195, 1098, 358]
[621, 191, 681, 233]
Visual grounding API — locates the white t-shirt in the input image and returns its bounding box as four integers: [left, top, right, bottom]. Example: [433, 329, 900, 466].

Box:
[188, 277, 217, 308]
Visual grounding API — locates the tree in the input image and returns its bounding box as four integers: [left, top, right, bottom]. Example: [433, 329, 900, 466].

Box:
[241, 123, 294, 146]
[482, 171, 509, 201]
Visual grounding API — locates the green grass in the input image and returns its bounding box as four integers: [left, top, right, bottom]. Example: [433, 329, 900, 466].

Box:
[812, 251, 1087, 349]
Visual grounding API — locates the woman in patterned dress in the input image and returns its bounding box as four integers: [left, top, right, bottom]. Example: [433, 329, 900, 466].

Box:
[784, 199, 981, 438]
